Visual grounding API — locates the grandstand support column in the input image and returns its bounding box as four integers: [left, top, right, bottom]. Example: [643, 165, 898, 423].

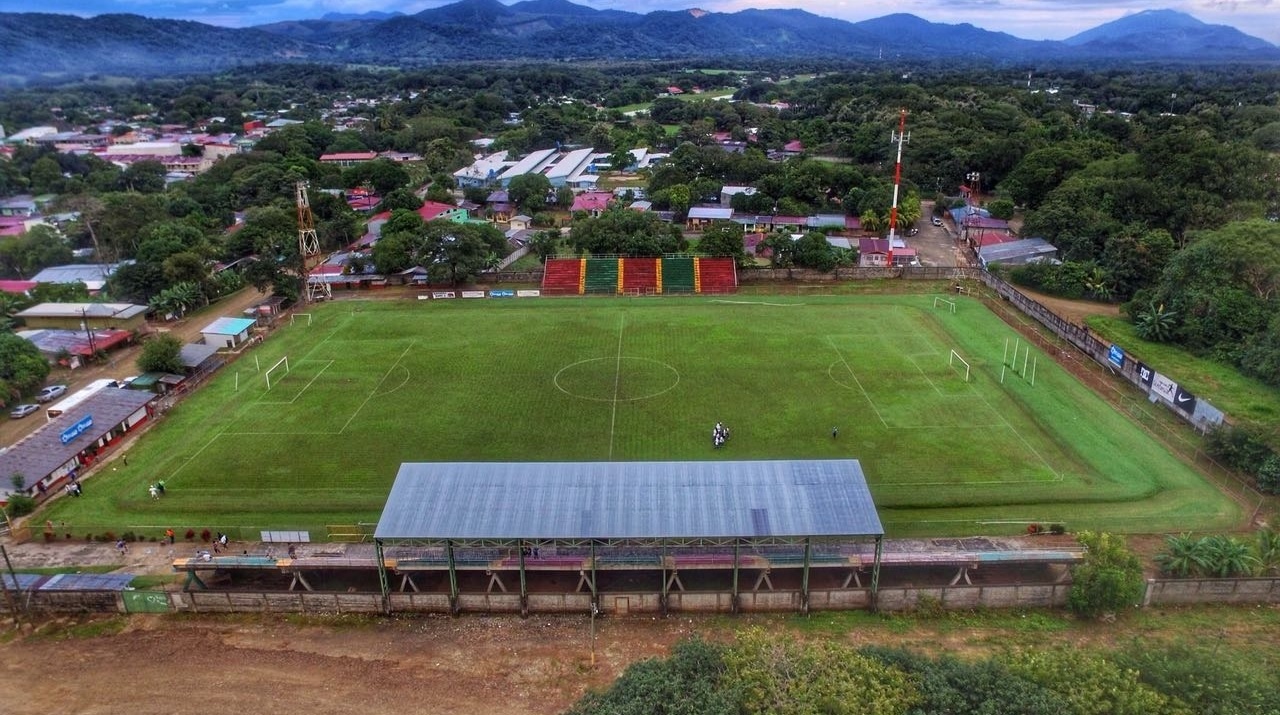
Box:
[518, 540, 528, 618]
[801, 538, 812, 615]
[659, 542, 669, 616]
[374, 539, 390, 615]
[446, 540, 460, 616]
[731, 540, 741, 614]
[589, 541, 599, 613]
[870, 536, 883, 612]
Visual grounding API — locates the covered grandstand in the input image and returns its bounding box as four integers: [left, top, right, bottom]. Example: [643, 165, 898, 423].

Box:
[371, 460, 885, 615]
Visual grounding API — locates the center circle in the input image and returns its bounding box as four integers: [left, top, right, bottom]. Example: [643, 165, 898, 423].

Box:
[554, 357, 681, 403]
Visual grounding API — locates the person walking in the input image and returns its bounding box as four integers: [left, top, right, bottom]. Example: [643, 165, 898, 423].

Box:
[832, 426, 839, 439]
[116, 539, 127, 555]
[165, 528, 175, 544]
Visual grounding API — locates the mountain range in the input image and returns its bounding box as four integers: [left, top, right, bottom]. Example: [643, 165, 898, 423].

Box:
[0, 2, 1276, 81]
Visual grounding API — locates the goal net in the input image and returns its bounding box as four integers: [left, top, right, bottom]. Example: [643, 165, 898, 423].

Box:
[948, 350, 971, 382]
[264, 356, 290, 390]
[933, 297, 956, 314]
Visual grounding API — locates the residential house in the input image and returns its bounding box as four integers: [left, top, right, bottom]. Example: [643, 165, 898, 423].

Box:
[486, 190, 515, 222]
[417, 201, 470, 223]
[977, 238, 1059, 268]
[571, 191, 613, 217]
[320, 151, 378, 167]
[200, 317, 258, 350]
[31, 263, 128, 294]
[685, 207, 733, 230]
[15, 303, 147, 332]
[858, 238, 891, 267]
[509, 215, 533, 231]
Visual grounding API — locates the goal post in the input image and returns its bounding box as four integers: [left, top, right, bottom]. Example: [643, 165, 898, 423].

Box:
[948, 349, 971, 382]
[933, 296, 956, 314]
[291, 313, 312, 326]
[264, 356, 290, 390]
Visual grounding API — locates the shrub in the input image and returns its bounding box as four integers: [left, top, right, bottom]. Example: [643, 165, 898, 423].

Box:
[1068, 532, 1145, 619]
[103, 531, 116, 542]
[1256, 455, 1280, 495]
[200, 529, 211, 542]
[184, 528, 195, 541]
[1049, 524, 1067, 535]
[4, 494, 36, 518]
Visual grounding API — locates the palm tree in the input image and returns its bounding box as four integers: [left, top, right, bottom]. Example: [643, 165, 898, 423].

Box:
[1255, 530, 1280, 576]
[1155, 533, 1212, 577]
[1135, 301, 1178, 342]
[1203, 535, 1258, 578]
[168, 281, 203, 317]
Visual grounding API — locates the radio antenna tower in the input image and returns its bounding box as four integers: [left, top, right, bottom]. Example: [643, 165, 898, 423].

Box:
[295, 181, 329, 302]
[886, 109, 910, 268]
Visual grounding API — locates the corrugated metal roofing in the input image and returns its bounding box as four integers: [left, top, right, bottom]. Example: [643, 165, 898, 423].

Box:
[200, 317, 256, 335]
[375, 460, 882, 541]
[38, 572, 135, 591]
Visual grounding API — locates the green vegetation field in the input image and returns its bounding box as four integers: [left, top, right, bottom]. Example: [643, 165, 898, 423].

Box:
[45, 295, 1241, 538]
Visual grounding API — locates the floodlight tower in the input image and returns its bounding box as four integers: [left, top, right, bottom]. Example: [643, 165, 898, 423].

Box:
[886, 109, 909, 268]
[295, 181, 329, 302]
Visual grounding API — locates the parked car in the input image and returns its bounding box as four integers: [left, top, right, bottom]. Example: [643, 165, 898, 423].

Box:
[931, 217, 944, 226]
[9, 403, 39, 419]
[35, 384, 67, 403]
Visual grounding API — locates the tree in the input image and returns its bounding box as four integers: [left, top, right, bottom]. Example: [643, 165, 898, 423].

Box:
[986, 198, 1015, 220]
[0, 226, 72, 279]
[697, 221, 748, 266]
[570, 208, 685, 257]
[0, 332, 51, 398]
[724, 628, 917, 715]
[378, 188, 423, 213]
[566, 638, 734, 715]
[1068, 531, 1145, 619]
[528, 230, 559, 263]
[507, 173, 552, 213]
[121, 160, 167, 193]
[1000, 648, 1185, 715]
[137, 334, 184, 374]
[861, 646, 1061, 714]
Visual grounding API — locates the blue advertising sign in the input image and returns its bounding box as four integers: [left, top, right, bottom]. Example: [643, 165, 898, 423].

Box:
[489, 289, 514, 298]
[59, 415, 93, 445]
[1107, 344, 1125, 369]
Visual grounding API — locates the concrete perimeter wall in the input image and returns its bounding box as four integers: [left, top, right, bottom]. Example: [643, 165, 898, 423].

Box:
[11, 579, 1280, 617]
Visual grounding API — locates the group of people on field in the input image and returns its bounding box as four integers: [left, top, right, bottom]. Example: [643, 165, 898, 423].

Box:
[712, 422, 731, 449]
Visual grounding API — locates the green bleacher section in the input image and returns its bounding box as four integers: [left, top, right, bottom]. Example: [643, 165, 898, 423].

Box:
[584, 258, 619, 293]
[662, 257, 695, 292]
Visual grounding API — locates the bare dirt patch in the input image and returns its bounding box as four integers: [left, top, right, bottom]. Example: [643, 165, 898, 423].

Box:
[1014, 287, 1120, 326]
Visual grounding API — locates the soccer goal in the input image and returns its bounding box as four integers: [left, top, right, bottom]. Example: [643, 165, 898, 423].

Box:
[948, 350, 971, 382]
[933, 297, 956, 314]
[291, 313, 313, 326]
[264, 356, 290, 390]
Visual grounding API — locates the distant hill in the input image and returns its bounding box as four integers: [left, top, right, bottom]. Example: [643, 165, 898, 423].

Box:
[1063, 9, 1276, 58]
[0, 3, 1277, 81]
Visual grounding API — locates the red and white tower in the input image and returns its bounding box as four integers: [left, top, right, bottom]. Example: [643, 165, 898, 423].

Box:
[886, 109, 909, 268]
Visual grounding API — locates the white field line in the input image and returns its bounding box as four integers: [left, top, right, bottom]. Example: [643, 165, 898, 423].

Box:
[710, 300, 806, 307]
[905, 354, 946, 397]
[340, 341, 417, 434]
[608, 314, 625, 459]
[827, 336, 888, 429]
[963, 368, 1064, 481]
[257, 360, 334, 405]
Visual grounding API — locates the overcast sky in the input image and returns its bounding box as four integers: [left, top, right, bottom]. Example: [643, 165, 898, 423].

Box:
[8, 0, 1279, 44]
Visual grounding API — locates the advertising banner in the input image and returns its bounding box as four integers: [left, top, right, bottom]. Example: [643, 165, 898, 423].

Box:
[1173, 385, 1197, 414]
[489, 289, 514, 298]
[1107, 344, 1125, 369]
[1150, 371, 1178, 402]
[432, 291, 456, 299]
[517, 290, 541, 297]
[461, 290, 486, 298]
[1136, 361, 1154, 389]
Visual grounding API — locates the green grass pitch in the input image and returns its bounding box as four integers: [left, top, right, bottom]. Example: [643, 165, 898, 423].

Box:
[45, 294, 1242, 538]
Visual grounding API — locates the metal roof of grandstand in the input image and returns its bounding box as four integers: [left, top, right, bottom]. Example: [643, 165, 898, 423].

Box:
[375, 460, 882, 541]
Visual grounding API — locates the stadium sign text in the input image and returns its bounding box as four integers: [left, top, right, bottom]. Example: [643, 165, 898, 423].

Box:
[59, 415, 93, 445]
[1107, 345, 1125, 369]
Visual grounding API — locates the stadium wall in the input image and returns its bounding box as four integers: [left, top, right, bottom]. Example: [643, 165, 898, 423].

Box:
[14, 578, 1280, 616]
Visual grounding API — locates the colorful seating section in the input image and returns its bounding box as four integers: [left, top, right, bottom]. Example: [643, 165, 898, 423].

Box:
[698, 257, 738, 293]
[584, 258, 618, 293]
[541, 256, 736, 295]
[662, 258, 695, 292]
[621, 258, 660, 294]
[541, 258, 583, 295]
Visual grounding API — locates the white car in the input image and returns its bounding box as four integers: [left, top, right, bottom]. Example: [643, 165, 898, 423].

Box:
[931, 217, 944, 226]
[9, 404, 39, 419]
[35, 385, 67, 403]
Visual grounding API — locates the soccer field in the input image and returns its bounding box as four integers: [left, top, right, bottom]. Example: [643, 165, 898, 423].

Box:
[45, 294, 1242, 538]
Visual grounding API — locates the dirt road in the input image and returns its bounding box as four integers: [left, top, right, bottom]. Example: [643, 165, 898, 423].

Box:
[1, 288, 265, 448]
